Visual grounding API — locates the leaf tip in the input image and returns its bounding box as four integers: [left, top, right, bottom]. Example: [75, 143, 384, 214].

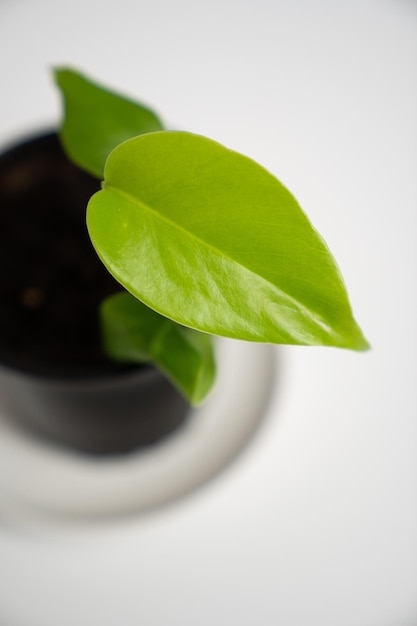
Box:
[341, 317, 371, 352]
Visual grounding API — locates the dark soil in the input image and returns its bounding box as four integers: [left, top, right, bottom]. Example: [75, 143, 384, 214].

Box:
[0, 132, 126, 377]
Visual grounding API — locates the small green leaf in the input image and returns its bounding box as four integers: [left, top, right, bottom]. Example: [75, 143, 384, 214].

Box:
[100, 292, 216, 405]
[88, 131, 369, 351]
[54, 67, 163, 178]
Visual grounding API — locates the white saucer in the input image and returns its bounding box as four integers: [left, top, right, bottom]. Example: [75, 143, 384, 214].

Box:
[0, 339, 277, 528]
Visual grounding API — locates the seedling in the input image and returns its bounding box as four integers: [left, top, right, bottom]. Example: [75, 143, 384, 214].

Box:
[54, 68, 369, 405]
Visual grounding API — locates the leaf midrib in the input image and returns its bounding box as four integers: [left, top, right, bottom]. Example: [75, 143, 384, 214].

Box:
[104, 183, 338, 338]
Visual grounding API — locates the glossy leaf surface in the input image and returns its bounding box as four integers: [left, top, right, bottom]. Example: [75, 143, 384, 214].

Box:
[88, 131, 369, 350]
[54, 67, 163, 178]
[100, 292, 216, 405]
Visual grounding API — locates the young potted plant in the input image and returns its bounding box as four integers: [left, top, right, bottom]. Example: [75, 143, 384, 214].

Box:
[0, 68, 369, 456]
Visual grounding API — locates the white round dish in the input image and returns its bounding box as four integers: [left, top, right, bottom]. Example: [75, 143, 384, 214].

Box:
[0, 339, 277, 528]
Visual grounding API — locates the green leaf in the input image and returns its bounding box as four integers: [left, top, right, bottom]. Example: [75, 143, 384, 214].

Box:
[54, 67, 163, 178]
[88, 131, 369, 351]
[100, 292, 216, 405]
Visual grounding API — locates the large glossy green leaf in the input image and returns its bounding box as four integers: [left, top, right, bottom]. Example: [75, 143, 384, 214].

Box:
[88, 131, 369, 350]
[54, 67, 163, 178]
[100, 292, 216, 405]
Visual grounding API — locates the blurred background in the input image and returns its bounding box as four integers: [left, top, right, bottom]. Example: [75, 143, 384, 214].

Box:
[0, 1, 416, 624]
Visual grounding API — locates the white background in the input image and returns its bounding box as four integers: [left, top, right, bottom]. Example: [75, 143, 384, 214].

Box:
[0, 1, 416, 625]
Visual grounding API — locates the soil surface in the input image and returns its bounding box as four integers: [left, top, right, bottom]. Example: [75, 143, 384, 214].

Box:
[0, 132, 125, 377]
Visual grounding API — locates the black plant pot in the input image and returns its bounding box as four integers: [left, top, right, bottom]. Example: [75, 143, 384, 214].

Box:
[0, 131, 189, 455]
